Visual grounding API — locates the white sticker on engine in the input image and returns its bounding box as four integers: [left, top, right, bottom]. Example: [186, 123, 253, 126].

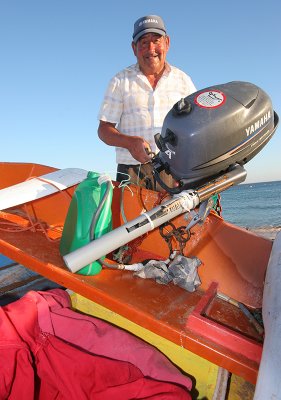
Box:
[195, 90, 226, 109]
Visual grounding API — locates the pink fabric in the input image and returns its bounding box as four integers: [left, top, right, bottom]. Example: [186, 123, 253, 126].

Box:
[0, 289, 192, 400]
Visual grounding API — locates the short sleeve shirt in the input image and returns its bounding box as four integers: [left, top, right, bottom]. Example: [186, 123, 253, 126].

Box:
[98, 63, 196, 165]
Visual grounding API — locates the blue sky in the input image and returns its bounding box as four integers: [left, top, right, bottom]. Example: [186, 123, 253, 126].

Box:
[1, 0, 280, 183]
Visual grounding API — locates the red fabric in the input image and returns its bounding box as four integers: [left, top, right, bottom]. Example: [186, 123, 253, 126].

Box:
[0, 289, 192, 400]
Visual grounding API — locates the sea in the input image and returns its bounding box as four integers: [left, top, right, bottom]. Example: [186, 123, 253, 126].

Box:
[219, 180, 281, 237]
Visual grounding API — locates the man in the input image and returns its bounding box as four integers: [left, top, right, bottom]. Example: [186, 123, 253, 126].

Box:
[98, 15, 196, 190]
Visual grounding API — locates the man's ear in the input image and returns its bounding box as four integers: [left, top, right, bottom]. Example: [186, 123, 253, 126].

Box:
[131, 41, 137, 56]
[165, 35, 170, 51]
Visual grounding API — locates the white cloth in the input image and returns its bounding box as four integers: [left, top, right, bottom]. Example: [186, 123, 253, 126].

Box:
[98, 63, 196, 165]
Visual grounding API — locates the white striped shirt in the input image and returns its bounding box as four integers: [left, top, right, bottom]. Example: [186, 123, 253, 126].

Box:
[98, 63, 196, 165]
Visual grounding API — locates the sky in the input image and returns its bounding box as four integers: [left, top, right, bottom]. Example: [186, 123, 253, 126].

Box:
[1, 0, 280, 184]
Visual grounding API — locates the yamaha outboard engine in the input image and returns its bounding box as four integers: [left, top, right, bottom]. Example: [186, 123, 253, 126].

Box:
[153, 81, 279, 193]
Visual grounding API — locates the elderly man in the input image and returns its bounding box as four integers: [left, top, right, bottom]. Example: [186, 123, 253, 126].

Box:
[98, 15, 196, 190]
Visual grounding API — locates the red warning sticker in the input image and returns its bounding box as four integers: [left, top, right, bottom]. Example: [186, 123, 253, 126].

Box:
[194, 90, 226, 109]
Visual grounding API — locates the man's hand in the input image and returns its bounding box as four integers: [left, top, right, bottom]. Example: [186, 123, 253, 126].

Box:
[128, 137, 152, 163]
[98, 121, 152, 163]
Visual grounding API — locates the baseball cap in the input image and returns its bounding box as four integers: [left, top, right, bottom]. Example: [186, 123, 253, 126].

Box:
[132, 15, 166, 43]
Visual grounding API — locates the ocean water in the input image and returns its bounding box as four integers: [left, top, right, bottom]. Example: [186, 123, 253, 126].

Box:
[220, 180, 281, 229]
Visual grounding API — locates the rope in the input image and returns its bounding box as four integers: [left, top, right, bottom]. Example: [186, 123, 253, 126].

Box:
[142, 212, 155, 230]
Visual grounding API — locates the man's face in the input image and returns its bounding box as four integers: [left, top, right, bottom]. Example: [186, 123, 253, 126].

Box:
[132, 33, 170, 76]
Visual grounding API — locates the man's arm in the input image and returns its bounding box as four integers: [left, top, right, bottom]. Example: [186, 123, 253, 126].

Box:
[98, 121, 152, 164]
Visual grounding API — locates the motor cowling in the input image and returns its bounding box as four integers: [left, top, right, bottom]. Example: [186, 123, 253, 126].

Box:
[153, 81, 278, 191]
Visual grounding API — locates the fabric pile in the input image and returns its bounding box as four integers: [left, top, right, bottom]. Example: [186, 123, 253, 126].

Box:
[0, 289, 192, 399]
[134, 254, 202, 292]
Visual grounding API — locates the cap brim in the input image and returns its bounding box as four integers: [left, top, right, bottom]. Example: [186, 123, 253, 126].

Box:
[133, 28, 166, 43]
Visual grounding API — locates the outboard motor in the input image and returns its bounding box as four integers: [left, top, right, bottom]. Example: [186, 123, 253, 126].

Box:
[153, 81, 279, 193]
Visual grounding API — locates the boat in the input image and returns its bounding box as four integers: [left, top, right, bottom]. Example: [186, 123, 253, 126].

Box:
[0, 81, 280, 399]
[0, 160, 280, 399]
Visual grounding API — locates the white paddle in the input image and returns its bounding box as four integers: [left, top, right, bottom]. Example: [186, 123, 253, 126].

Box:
[0, 168, 88, 210]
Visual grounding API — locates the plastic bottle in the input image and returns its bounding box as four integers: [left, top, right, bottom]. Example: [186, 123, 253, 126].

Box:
[60, 171, 113, 275]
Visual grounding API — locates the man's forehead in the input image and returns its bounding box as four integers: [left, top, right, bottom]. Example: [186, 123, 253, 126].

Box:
[139, 32, 163, 41]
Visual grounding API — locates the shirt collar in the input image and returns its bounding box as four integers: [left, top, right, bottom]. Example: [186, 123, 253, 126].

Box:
[136, 62, 171, 76]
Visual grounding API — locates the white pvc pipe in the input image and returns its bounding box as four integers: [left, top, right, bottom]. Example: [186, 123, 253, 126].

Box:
[63, 190, 199, 273]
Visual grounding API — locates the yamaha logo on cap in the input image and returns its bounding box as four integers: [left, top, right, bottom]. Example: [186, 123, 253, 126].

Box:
[139, 18, 159, 27]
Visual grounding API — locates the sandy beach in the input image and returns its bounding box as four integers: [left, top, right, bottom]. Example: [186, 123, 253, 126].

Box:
[248, 227, 281, 241]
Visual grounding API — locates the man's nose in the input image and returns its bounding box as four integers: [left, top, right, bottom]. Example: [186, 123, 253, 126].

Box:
[148, 41, 156, 51]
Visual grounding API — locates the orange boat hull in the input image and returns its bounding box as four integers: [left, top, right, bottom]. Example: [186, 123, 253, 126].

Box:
[0, 162, 272, 383]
